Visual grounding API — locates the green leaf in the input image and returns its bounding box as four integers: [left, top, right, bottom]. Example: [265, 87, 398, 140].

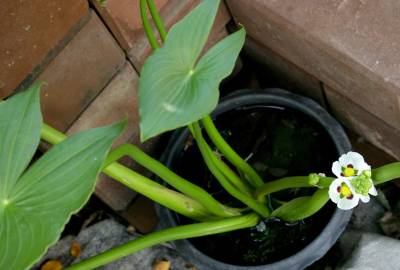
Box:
[0, 88, 124, 270]
[271, 189, 330, 222]
[139, 0, 246, 141]
[0, 83, 42, 201]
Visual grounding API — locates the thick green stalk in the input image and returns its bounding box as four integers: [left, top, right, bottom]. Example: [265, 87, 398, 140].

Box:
[190, 123, 270, 218]
[140, 0, 159, 50]
[66, 213, 260, 270]
[40, 124, 216, 221]
[105, 144, 241, 217]
[255, 176, 333, 200]
[188, 124, 253, 197]
[146, 0, 167, 42]
[204, 146, 253, 197]
[201, 116, 264, 188]
[373, 162, 400, 185]
[103, 163, 216, 221]
[40, 123, 67, 145]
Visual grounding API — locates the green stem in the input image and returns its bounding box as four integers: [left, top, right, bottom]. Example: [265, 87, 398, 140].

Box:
[40, 123, 67, 145]
[255, 176, 333, 200]
[190, 123, 270, 218]
[66, 213, 260, 270]
[105, 144, 241, 217]
[41, 124, 216, 221]
[201, 116, 264, 188]
[140, 0, 159, 50]
[204, 145, 253, 197]
[255, 162, 400, 200]
[373, 162, 400, 185]
[103, 163, 216, 221]
[188, 123, 253, 196]
[146, 0, 167, 42]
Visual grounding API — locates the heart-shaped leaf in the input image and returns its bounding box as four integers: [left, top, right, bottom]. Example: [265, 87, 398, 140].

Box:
[0, 86, 124, 270]
[139, 0, 246, 141]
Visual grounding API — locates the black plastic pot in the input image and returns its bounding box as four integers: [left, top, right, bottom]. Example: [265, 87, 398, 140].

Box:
[157, 89, 352, 270]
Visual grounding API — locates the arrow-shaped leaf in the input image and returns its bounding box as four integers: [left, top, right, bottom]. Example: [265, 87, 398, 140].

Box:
[139, 0, 246, 141]
[0, 86, 124, 270]
[0, 83, 42, 200]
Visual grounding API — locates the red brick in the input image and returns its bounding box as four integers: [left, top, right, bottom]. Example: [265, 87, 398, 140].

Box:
[125, 0, 231, 70]
[67, 62, 161, 211]
[37, 12, 125, 131]
[0, 0, 89, 98]
[244, 37, 326, 106]
[90, 0, 169, 51]
[68, 62, 140, 144]
[325, 86, 400, 160]
[226, 0, 400, 130]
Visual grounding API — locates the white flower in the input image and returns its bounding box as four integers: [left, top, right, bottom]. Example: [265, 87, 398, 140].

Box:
[329, 151, 377, 210]
[329, 178, 360, 210]
[332, 151, 370, 178]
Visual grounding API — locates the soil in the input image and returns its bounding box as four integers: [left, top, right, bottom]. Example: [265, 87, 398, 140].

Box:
[170, 104, 338, 266]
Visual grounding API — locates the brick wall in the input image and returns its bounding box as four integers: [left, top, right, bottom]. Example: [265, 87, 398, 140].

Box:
[1, 0, 232, 225]
[227, 0, 400, 160]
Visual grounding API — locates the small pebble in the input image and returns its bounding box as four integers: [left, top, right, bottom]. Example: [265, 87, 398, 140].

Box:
[70, 241, 81, 258]
[41, 260, 63, 270]
[126, 225, 136, 234]
[153, 259, 171, 270]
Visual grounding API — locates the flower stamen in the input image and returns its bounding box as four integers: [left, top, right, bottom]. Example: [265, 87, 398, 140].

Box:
[339, 183, 353, 199]
[343, 164, 357, 177]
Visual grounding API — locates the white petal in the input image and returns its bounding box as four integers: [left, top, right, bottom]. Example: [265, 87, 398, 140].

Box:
[360, 194, 370, 203]
[338, 153, 350, 167]
[332, 161, 342, 178]
[347, 152, 365, 166]
[328, 178, 343, 203]
[339, 151, 365, 168]
[337, 196, 360, 210]
[369, 183, 378, 196]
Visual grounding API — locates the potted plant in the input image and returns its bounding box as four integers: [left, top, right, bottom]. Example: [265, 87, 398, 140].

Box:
[1, 0, 400, 270]
[157, 88, 353, 269]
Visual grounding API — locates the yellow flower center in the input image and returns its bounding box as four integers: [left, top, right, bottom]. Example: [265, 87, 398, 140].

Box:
[341, 184, 352, 196]
[343, 167, 355, 177]
[339, 183, 353, 199]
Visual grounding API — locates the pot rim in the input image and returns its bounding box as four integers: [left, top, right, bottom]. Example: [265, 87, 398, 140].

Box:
[157, 88, 352, 270]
